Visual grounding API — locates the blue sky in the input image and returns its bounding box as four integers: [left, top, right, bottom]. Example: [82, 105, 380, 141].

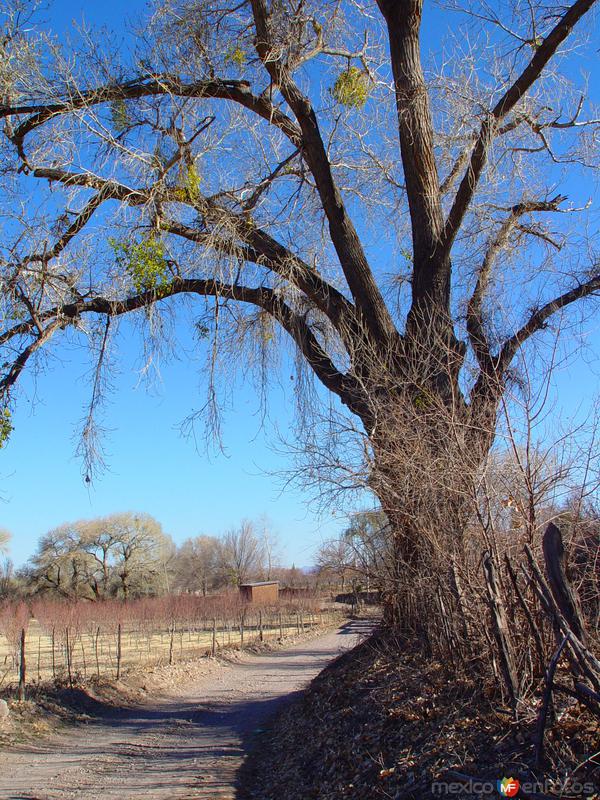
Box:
[1, 0, 599, 567]
[1, 318, 350, 567]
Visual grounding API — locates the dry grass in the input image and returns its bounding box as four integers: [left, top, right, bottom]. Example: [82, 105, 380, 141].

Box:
[0, 612, 323, 688]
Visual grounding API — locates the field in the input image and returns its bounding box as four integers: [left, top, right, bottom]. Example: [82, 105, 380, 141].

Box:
[0, 594, 327, 689]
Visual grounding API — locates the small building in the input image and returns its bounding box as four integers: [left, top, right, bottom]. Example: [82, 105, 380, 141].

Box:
[239, 581, 279, 604]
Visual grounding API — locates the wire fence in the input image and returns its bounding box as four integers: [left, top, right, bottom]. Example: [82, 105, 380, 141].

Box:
[0, 593, 332, 692]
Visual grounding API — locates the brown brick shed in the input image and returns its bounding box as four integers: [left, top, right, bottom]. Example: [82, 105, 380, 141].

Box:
[239, 581, 280, 604]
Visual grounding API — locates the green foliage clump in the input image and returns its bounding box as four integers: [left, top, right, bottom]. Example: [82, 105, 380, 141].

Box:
[183, 163, 201, 203]
[413, 391, 432, 411]
[110, 236, 170, 293]
[0, 409, 13, 448]
[332, 67, 370, 109]
[110, 98, 130, 132]
[171, 164, 202, 204]
[225, 45, 246, 69]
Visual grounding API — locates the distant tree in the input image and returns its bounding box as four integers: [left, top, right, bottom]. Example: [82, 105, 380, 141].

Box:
[29, 523, 97, 599]
[172, 534, 222, 595]
[0, 557, 16, 599]
[104, 513, 174, 599]
[0, 528, 10, 555]
[77, 519, 121, 598]
[282, 563, 304, 589]
[26, 513, 174, 599]
[258, 517, 281, 581]
[220, 521, 265, 586]
[342, 510, 390, 592]
[316, 538, 356, 592]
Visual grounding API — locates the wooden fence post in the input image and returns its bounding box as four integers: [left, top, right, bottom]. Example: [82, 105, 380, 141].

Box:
[51, 626, 56, 679]
[80, 639, 87, 678]
[543, 523, 588, 644]
[212, 618, 216, 656]
[505, 555, 545, 673]
[95, 627, 101, 677]
[168, 623, 175, 666]
[483, 554, 519, 710]
[259, 611, 263, 642]
[116, 623, 122, 679]
[18, 628, 26, 701]
[65, 627, 73, 688]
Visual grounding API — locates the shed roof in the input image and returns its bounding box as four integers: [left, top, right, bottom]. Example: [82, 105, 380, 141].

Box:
[239, 581, 280, 587]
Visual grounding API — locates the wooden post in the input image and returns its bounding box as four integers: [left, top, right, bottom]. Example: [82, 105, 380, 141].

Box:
[240, 618, 244, 649]
[51, 626, 56, 679]
[80, 639, 87, 678]
[95, 627, 101, 677]
[37, 637, 41, 682]
[296, 612, 300, 634]
[212, 618, 216, 656]
[484, 554, 518, 710]
[168, 623, 175, 666]
[116, 623, 122, 679]
[535, 636, 569, 768]
[66, 627, 73, 688]
[18, 627, 26, 701]
[279, 612, 283, 640]
[505, 555, 545, 672]
[543, 523, 587, 644]
[259, 610, 263, 642]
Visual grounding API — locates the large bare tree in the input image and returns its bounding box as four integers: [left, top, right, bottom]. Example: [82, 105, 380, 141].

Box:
[0, 0, 598, 621]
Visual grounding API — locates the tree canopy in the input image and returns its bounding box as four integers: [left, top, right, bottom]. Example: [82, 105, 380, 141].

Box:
[0, 0, 598, 618]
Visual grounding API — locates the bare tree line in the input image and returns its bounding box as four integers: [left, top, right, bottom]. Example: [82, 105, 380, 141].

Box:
[3, 514, 295, 600]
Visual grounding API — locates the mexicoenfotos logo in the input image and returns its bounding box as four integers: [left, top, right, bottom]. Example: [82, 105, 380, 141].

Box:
[431, 774, 595, 797]
[497, 777, 520, 797]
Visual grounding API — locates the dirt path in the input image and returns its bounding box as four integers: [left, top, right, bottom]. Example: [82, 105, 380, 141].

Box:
[0, 620, 370, 800]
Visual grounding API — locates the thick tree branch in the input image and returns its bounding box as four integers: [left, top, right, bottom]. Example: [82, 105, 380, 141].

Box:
[0, 278, 364, 414]
[31, 165, 357, 342]
[467, 197, 568, 368]
[19, 193, 106, 266]
[2, 75, 303, 157]
[377, 0, 448, 313]
[0, 319, 63, 396]
[250, 0, 397, 344]
[498, 270, 600, 371]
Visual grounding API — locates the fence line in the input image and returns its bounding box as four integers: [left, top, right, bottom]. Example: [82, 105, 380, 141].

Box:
[0, 595, 331, 692]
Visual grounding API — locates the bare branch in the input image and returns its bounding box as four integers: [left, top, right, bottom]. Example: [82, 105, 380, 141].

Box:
[442, 0, 597, 257]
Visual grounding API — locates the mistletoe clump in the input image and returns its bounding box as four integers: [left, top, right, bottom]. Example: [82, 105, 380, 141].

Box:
[332, 66, 370, 109]
[110, 236, 169, 293]
[0, 408, 13, 448]
[183, 163, 201, 203]
[110, 98, 130, 132]
[225, 45, 247, 69]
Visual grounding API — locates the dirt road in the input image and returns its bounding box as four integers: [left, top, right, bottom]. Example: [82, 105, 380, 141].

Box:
[0, 620, 369, 800]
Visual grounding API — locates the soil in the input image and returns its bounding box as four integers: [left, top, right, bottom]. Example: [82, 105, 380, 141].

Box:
[0, 619, 368, 800]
